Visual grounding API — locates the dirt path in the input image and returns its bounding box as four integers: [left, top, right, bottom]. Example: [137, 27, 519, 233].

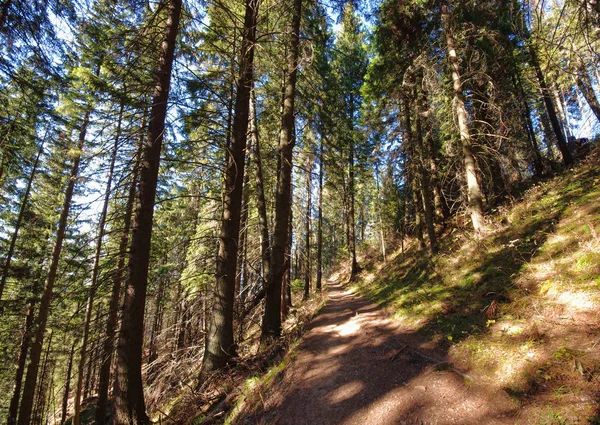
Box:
[249, 282, 519, 425]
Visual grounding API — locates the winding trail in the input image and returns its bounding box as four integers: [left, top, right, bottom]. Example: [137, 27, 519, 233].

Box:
[252, 281, 518, 425]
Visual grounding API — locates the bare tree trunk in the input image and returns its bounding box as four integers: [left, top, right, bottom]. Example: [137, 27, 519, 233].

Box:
[403, 94, 425, 249]
[551, 83, 572, 140]
[83, 307, 100, 399]
[418, 83, 447, 222]
[200, 0, 258, 379]
[250, 87, 272, 298]
[17, 109, 90, 425]
[74, 101, 123, 425]
[374, 163, 386, 262]
[511, 67, 544, 176]
[281, 173, 293, 319]
[261, 0, 302, 345]
[114, 0, 181, 422]
[347, 131, 360, 279]
[415, 80, 438, 253]
[285, 200, 293, 308]
[442, 4, 486, 233]
[148, 273, 166, 365]
[236, 137, 252, 302]
[0, 135, 45, 302]
[32, 330, 53, 425]
[528, 44, 573, 166]
[7, 300, 35, 425]
[96, 111, 145, 425]
[411, 166, 426, 250]
[427, 133, 446, 221]
[304, 153, 312, 300]
[59, 343, 75, 425]
[577, 66, 600, 123]
[538, 104, 557, 161]
[316, 136, 324, 290]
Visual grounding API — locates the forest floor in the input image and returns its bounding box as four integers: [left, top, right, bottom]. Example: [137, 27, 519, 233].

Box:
[231, 152, 600, 425]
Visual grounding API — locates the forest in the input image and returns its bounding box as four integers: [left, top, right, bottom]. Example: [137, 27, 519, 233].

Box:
[1, 0, 599, 424]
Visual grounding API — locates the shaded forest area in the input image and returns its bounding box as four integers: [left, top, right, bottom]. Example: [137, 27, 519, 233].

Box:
[0, 0, 599, 424]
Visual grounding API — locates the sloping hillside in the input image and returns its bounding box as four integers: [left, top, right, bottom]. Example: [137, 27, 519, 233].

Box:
[349, 154, 600, 423]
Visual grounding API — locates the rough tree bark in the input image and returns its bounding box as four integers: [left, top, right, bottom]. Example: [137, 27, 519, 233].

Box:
[200, 0, 259, 379]
[261, 0, 302, 344]
[113, 0, 181, 422]
[442, 4, 486, 233]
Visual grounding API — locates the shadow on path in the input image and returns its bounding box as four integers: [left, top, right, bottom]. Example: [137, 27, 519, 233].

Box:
[250, 282, 517, 425]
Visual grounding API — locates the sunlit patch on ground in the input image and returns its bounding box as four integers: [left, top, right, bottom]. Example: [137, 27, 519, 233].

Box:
[327, 381, 364, 404]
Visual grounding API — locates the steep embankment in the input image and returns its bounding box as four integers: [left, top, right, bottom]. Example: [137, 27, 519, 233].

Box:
[349, 156, 600, 423]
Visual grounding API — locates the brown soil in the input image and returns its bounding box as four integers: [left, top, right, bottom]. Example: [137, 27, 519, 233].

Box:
[240, 282, 518, 425]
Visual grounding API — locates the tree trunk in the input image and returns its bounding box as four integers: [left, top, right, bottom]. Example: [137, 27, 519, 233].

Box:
[113, 1, 181, 422]
[538, 104, 557, 161]
[511, 66, 544, 176]
[96, 111, 145, 425]
[304, 154, 312, 300]
[59, 343, 75, 425]
[236, 136, 252, 302]
[316, 136, 324, 290]
[347, 130, 360, 278]
[7, 300, 35, 425]
[411, 166, 426, 249]
[83, 307, 100, 399]
[200, 0, 258, 379]
[528, 44, 573, 166]
[74, 101, 123, 425]
[415, 80, 438, 253]
[0, 135, 44, 302]
[32, 330, 53, 425]
[17, 108, 89, 425]
[285, 199, 293, 308]
[250, 87, 271, 296]
[261, 0, 302, 345]
[403, 94, 425, 248]
[577, 66, 600, 123]
[442, 4, 486, 233]
[374, 163, 387, 262]
[148, 272, 166, 366]
[427, 133, 446, 221]
[551, 83, 572, 140]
